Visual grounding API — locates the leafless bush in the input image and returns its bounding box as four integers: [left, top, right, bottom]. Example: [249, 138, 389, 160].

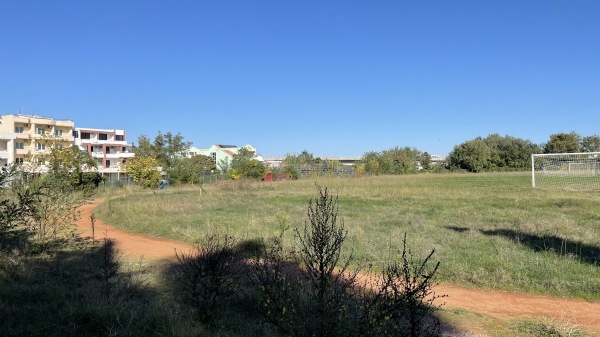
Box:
[254, 186, 445, 337]
[173, 234, 242, 323]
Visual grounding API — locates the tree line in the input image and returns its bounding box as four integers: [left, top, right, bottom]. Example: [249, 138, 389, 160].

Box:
[446, 132, 600, 173]
[124, 131, 600, 187]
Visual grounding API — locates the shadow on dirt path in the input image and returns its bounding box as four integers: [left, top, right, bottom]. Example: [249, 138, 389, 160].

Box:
[76, 199, 600, 333]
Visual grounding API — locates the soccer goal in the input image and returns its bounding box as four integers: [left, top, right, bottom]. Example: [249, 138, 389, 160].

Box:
[531, 152, 600, 189]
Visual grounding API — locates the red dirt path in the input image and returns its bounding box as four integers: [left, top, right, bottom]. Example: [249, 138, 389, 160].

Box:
[76, 199, 600, 333]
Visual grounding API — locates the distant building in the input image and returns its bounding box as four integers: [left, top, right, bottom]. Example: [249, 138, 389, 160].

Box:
[189, 144, 263, 171]
[0, 114, 75, 171]
[73, 127, 135, 173]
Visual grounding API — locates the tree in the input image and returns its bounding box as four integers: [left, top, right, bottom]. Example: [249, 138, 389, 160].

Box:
[133, 131, 191, 168]
[133, 135, 153, 157]
[581, 135, 600, 152]
[231, 147, 266, 180]
[190, 155, 217, 175]
[544, 132, 581, 153]
[484, 134, 541, 169]
[380, 147, 421, 174]
[46, 146, 102, 191]
[166, 157, 198, 186]
[124, 155, 162, 188]
[283, 150, 316, 165]
[420, 152, 433, 171]
[448, 138, 491, 172]
[360, 151, 381, 175]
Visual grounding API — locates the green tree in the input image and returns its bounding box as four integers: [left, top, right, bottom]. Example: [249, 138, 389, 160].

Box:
[420, 152, 433, 171]
[166, 157, 197, 186]
[46, 146, 102, 191]
[230, 147, 266, 180]
[134, 131, 191, 168]
[581, 135, 600, 152]
[133, 135, 153, 157]
[380, 147, 421, 174]
[484, 134, 541, 170]
[283, 150, 316, 165]
[448, 138, 491, 172]
[360, 151, 381, 175]
[544, 132, 581, 153]
[190, 155, 217, 175]
[124, 155, 162, 188]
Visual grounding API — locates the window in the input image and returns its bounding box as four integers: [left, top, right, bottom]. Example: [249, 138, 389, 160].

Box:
[15, 142, 24, 150]
[81, 132, 91, 139]
[36, 127, 46, 135]
[106, 160, 111, 168]
[211, 152, 217, 163]
[99, 133, 108, 140]
[116, 135, 124, 141]
[122, 146, 127, 152]
[56, 144, 64, 150]
[15, 158, 24, 164]
[14, 126, 24, 133]
[55, 129, 63, 136]
[73, 130, 79, 138]
[37, 143, 46, 151]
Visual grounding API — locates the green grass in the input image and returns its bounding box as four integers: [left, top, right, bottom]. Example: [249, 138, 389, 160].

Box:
[95, 173, 600, 300]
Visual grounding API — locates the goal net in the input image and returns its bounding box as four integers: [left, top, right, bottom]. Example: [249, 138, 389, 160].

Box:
[532, 152, 600, 189]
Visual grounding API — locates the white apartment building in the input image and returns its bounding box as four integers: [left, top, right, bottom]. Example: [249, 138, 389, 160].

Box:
[0, 114, 75, 171]
[73, 128, 135, 173]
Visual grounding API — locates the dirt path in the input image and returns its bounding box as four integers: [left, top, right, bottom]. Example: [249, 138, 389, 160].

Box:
[76, 199, 600, 333]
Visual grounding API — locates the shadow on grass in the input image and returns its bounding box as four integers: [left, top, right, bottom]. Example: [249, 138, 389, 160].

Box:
[444, 226, 471, 233]
[480, 229, 600, 267]
[1, 230, 465, 337]
[0, 233, 194, 337]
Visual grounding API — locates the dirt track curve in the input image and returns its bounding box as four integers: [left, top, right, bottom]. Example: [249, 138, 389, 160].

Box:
[76, 199, 600, 332]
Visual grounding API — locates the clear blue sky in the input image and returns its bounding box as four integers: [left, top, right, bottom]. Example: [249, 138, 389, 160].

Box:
[1, 1, 598, 157]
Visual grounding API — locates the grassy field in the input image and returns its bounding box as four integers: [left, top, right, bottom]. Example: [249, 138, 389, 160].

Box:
[95, 172, 600, 300]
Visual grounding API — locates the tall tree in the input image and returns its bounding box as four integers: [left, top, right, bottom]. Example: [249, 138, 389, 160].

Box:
[544, 132, 581, 153]
[134, 131, 192, 168]
[581, 135, 600, 152]
[448, 138, 491, 172]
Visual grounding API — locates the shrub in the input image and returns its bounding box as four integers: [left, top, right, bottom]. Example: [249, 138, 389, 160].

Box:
[173, 235, 242, 323]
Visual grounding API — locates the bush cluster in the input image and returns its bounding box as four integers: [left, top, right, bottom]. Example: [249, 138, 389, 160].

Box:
[173, 186, 445, 337]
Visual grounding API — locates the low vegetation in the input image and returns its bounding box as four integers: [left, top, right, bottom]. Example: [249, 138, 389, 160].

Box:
[96, 173, 600, 300]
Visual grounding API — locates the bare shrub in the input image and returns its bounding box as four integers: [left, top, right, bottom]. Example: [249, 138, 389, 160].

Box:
[254, 186, 445, 337]
[173, 234, 241, 323]
[375, 233, 446, 337]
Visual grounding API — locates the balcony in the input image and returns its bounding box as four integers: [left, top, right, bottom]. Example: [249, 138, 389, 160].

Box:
[106, 152, 135, 159]
[90, 151, 135, 159]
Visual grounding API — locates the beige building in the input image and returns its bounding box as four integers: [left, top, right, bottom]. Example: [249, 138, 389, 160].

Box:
[0, 114, 74, 170]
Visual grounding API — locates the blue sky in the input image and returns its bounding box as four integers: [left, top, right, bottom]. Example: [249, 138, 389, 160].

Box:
[1, 1, 598, 157]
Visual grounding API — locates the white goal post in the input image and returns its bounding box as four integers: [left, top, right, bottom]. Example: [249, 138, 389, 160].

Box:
[531, 152, 600, 189]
